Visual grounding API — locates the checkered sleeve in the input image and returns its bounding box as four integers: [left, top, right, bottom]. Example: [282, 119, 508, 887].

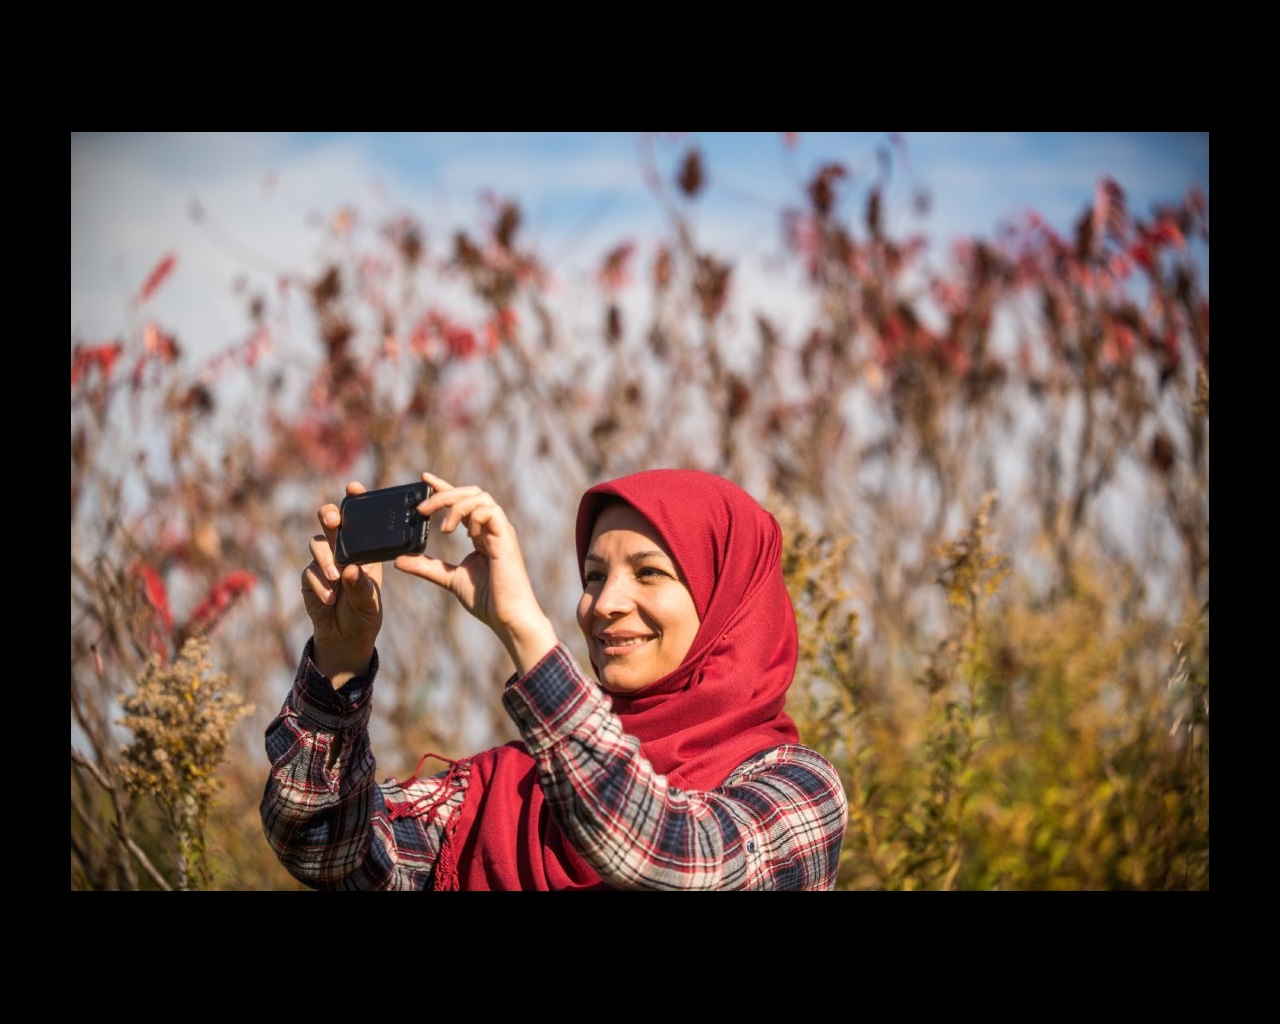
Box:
[503, 644, 849, 890]
[260, 640, 465, 891]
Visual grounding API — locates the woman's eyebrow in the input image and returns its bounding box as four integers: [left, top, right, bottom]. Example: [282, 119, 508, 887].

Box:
[584, 550, 670, 565]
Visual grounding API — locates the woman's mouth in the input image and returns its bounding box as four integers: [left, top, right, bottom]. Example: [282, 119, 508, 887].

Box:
[598, 634, 652, 657]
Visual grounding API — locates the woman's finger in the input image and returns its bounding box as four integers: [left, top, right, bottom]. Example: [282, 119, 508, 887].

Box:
[429, 487, 491, 534]
[302, 553, 337, 605]
[421, 471, 454, 493]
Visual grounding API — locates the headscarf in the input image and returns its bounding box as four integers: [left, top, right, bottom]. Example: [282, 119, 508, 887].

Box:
[575, 469, 801, 787]
[433, 469, 800, 890]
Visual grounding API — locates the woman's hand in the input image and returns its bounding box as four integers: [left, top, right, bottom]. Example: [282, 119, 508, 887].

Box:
[395, 471, 558, 676]
[301, 481, 384, 689]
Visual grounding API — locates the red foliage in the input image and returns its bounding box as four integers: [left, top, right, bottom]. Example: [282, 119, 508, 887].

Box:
[599, 243, 636, 293]
[70, 341, 124, 390]
[285, 412, 367, 475]
[443, 320, 480, 360]
[137, 253, 178, 304]
[484, 309, 518, 350]
[199, 326, 274, 381]
[1091, 178, 1128, 251]
[135, 564, 173, 631]
[407, 310, 501, 362]
[132, 563, 173, 663]
[187, 570, 257, 636]
[242, 326, 273, 368]
[1129, 215, 1188, 272]
[130, 322, 181, 389]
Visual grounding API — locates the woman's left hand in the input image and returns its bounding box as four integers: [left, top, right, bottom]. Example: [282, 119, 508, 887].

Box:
[395, 471, 559, 676]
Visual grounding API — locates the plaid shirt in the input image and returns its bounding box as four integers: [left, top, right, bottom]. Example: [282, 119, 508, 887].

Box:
[262, 641, 848, 890]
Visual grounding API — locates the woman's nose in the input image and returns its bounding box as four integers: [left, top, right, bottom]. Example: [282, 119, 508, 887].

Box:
[593, 574, 634, 616]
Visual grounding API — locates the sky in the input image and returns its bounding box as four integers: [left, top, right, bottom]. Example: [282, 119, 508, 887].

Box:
[70, 132, 1210, 367]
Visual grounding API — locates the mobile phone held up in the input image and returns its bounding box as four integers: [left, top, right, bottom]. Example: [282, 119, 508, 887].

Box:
[334, 481, 433, 566]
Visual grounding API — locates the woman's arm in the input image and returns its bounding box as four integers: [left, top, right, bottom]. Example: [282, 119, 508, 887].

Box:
[505, 644, 849, 891]
[260, 641, 466, 890]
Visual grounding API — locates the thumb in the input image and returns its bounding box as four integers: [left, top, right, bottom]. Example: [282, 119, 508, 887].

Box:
[342, 563, 383, 610]
[394, 552, 453, 588]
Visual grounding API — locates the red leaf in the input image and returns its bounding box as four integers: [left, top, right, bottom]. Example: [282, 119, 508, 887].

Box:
[187, 570, 257, 634]
[70, 341, 124, 389]
[1091, 179, 1127, 248]
[134, 564, 173, 632]
[137, 252, 178, 303]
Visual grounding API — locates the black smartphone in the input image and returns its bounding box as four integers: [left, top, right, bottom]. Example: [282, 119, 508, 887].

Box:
[334, 481, 433, 566]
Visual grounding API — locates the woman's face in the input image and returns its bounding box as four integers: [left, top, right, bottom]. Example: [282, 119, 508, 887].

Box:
[577, 502, 701, 694]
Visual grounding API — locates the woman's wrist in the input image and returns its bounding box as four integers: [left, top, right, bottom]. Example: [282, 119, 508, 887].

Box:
[505, 615, 560, 679]
[312, 640, 375, 691]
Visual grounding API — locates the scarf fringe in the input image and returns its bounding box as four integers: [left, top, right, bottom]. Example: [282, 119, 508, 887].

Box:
[386, 751, 461, 822]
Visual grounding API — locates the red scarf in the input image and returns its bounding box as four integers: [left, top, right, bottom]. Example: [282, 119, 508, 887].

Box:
[433, 470, 800, 890]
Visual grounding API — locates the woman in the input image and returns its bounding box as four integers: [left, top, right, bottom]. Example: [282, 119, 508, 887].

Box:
[261, 468, 848, 889]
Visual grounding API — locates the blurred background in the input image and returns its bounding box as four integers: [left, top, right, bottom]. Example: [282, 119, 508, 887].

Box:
[71, 132, 1210, 890]
[72, 133, 1209, 358]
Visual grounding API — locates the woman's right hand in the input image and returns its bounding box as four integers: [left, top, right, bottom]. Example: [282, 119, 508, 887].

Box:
[301, 482, 384, 689]
[395, 471, 558, 677]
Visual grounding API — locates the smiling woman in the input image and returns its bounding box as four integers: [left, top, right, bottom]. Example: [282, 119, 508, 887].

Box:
[578, 501, 701, 693]
[260, 467, 849, 890]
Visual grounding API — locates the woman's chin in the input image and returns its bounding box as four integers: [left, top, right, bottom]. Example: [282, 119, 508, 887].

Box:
[598, 664, 651, 695]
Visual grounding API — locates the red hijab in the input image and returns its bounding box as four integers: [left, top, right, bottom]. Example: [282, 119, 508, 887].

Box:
[433, 469, 800, 889]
